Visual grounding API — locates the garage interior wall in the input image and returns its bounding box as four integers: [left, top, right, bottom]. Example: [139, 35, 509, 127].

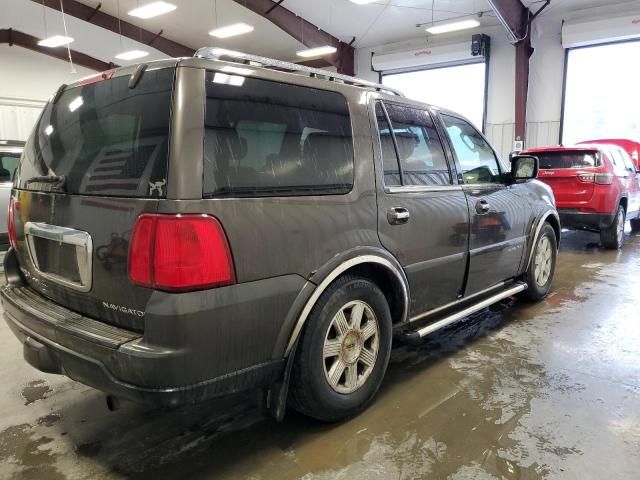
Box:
[356, 1, 640, 160]
[0, 45, 94, 141]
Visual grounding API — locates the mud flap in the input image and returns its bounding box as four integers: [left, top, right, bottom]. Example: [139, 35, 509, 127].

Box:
[264, 339, 299, 422]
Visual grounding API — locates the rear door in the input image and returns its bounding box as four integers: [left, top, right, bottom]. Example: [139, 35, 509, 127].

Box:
[612, 147, 640, 216]
[11, 65, 176, 331]
[440, 113, 527, 295]
[373, 101, 469, 316]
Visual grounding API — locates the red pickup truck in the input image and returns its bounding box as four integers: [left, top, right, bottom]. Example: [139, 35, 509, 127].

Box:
[522, 144, 640, 248]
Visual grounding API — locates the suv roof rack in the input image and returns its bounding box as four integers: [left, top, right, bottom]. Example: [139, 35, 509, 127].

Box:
[194, 47, 404, 97]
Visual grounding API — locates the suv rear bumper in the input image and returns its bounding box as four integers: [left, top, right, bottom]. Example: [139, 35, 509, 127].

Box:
[1, 283, 288, 407]
[558, 209, 615, 231]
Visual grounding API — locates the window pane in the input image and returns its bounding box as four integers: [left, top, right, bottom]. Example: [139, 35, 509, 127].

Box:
[18, 68, 174, 197]
[375, 103, 401, 186]
[442, 114, 501, 184]
[563, 41, 640, 145]
[385, 104, 450, 186]
[0, 153, 20, 182]
[204, 73, 353, 197]
[383, 62, 486, 129]
[537, 151, 599, 169]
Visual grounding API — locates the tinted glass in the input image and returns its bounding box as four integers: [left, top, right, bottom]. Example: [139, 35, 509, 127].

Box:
[203, 72, 353, 197]
[536, 151, 599, 169]
[385, 104, 450, 186]
[0, 152, 21, 182]
[18, 68, 173, 197]
[375, 103, 401, 186]
[441, 114, 501, 184]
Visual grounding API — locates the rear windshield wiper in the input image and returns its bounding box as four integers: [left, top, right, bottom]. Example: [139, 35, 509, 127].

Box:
[25, 175, 67, 193]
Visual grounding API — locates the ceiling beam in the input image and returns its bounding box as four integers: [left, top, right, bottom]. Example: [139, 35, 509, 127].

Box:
[0, 28, 116, 71]
[487, 0, 531, 144]
[230, 0, 354, 75]
[31, 0, 194, 58]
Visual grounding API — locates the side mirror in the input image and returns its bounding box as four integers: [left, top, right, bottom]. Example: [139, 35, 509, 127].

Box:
[510, 155, 539, 183]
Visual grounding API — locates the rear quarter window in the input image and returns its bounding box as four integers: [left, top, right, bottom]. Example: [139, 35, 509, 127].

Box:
[203, 73, 353, 197]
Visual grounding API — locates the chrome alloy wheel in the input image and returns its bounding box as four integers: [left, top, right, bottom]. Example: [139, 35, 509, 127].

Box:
[534, 235, 553, 287]
[322, 300, 380, 394]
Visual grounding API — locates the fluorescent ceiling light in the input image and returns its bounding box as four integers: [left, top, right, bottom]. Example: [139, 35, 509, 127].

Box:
[128, 1, 176, 19]
[38, 35, 74, 48]
[209, 23, 254, 39]
[426, 19, 480, 34]
[115, 50, 150, 61]
[349, 0, 378, 4]
[296, 46, 337, 58]
[68, 96, 83, 112]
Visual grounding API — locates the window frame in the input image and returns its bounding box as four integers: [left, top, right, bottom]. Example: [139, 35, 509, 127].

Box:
[438, 112, 507, 187]
[374, 100, 457, 193]
[202, 71, 355, 198]
[560, 38, 640, 145]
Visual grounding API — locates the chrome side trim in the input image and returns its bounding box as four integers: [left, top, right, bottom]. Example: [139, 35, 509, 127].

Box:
[526, 211, 558, 270]
[386, 185, 463, 194]
[414, 282, 527, 338]
[408, 281, 506, 323]
[284, 255, 409, 356]
[24, 222, 93, 292]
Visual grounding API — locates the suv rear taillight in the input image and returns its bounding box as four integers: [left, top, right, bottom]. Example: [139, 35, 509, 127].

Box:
[128, 214, 235, 292]
[594, 173, 613, 185]
[8, 197, 18, 249]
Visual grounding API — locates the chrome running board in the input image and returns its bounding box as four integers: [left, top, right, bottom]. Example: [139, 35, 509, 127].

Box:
[407, 282, 527, 339]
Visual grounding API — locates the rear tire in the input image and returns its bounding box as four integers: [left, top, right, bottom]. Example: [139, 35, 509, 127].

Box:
[522, 223, 557, 302]
[289, 275, 392, 422]
[600, 205, 625, 249]
[630, 218, 640, 233]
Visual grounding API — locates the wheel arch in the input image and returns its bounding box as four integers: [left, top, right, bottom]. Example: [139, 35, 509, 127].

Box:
[282, 251, 409, 357]
[525, 209, 560, 271]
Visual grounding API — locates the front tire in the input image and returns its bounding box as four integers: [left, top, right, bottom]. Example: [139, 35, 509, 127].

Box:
[630, 218, 640, 233]
[289, 275, 392, 422]
[522, 223, 557, 302]
[600, 205, 625, 249]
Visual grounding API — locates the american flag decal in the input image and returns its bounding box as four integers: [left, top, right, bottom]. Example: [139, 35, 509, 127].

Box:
[80, 137, 163, 196]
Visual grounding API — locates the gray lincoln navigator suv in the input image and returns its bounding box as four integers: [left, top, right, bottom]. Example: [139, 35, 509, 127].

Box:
[2, 49, 559, 422]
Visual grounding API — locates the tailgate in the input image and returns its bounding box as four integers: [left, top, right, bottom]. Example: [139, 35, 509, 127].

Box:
[10, 65, 176, 331]
[537, 169, 595, 204]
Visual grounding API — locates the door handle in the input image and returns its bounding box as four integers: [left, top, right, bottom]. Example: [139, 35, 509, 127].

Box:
[387, 207, 410, 225]
[475, 199, 491, 214]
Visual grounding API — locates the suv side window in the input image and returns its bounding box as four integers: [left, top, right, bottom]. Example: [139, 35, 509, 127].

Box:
[204, 73, 353, 197]
[441, 114, 502, 185]
[375, 102, 451, 187]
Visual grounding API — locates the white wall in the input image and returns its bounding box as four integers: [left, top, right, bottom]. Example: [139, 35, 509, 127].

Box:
[0, 45, 94, 140]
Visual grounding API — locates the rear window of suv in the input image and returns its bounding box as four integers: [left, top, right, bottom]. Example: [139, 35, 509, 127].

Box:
[203, 72, 353, 197]
[18, 67, 174, 197]
[536, 151, 601, 169]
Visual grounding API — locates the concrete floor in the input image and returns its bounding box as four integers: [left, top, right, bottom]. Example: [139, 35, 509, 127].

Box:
[1, 229, 639, 480]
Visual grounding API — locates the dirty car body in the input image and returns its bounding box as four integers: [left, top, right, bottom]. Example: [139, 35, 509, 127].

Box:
[2, 51, 560, 419]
